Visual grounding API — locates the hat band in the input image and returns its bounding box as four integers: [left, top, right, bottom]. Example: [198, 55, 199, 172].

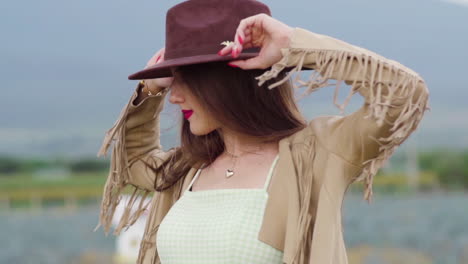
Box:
[166, 45, 260, 60]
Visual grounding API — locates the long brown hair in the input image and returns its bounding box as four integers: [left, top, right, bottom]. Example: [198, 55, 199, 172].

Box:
[147, 61, 306, 192]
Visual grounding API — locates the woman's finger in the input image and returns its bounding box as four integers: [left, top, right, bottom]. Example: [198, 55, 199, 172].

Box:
[232, 19, 251, 57]
[218, 20, 255, 57]
[218, 42, 234, 56]
[146, 48, 165, 68]
[235, 14, 261, 45]
[160, 48, 166, 61]
[232, 14, 267, 58]
[228, 56, 267, 70]
[218, 14, 266, 58]
[233, 30, 254, 52]
[233, 28, 247, 57]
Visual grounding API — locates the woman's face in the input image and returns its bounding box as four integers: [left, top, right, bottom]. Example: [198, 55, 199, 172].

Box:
[168, 76, 221, 136]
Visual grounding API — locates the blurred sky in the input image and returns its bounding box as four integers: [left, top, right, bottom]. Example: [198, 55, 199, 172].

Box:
[1, 0, 467, 157]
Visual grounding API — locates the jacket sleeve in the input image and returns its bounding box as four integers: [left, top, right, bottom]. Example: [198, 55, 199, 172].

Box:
[256, 27, 430, 201]
[95, 82, 173, 235]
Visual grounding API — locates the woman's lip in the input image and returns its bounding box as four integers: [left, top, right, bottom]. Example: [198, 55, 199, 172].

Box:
[182, 110, 193, 119]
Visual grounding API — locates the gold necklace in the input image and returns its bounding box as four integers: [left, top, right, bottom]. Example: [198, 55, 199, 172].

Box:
[224, 146, 261, 178]
[224, 150, 239, 178]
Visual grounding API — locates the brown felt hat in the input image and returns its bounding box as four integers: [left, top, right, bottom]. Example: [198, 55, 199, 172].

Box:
[128, 0, 271, 80]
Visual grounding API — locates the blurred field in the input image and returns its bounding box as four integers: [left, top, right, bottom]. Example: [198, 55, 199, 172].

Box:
[0, 169, 444, 209]
[0, 172, 106, 208]
[0, 150, 467, 264]
[1, 192, 467, 264]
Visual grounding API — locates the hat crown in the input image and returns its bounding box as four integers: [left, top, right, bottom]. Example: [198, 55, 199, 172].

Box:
[165, 0, 271, 60]
[128, 0, 271, 80]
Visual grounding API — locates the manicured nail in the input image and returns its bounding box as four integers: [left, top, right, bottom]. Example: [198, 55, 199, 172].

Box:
[238, 35, 243, 45]
[217, 49, 223, 56]
[155, 55, 161, 62]
[227, 62, 238, 68]
[231, 47, 239, 57]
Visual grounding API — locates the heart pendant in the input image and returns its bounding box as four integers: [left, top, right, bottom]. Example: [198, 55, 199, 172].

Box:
[226, 169, 234, 178]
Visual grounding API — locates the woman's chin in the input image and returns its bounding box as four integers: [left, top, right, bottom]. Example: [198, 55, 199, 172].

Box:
[189, 124, 216, 136]
[189, 125, 203, 136]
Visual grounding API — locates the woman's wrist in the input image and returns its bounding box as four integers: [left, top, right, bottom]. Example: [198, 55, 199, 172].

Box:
[143, 80, 164, 95]
[280, 26, 295, 50]
[133, 80, 164, 105]
[133, 81, 148, 106]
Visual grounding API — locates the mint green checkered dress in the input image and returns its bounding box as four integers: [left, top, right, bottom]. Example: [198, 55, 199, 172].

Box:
[156, 154, 283, 263]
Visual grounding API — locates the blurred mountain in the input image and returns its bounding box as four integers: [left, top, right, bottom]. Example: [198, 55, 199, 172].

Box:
[1, 0, 467, 158]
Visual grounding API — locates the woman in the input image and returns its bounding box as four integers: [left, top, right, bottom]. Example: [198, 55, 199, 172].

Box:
[96, 0, 429, 263]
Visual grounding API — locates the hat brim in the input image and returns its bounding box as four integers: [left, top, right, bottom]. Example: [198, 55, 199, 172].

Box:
[128, 52, 260, 80]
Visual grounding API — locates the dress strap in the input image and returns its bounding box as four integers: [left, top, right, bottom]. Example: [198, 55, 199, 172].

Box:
[263, 154, 280, 191]
[185, 164, 204, 193]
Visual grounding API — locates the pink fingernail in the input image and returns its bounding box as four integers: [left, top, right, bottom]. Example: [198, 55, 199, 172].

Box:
[227, 62, 238, 68]
[238, 35, 243, 45]
[155, 55, 161, 62]
[231, 47, 238, 57]
[217, 49, 223, 56]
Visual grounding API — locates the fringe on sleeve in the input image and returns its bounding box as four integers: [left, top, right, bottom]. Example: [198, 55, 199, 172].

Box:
[94, 92, 157, 235]
[255, 48, 430, 201]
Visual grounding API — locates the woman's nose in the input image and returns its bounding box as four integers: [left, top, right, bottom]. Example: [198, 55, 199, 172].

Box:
[168, 85, 185, 105]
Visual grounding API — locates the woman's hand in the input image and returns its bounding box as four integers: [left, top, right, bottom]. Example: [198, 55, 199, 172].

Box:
[143, 48, 174, 95]
[217, 13, 294, 70]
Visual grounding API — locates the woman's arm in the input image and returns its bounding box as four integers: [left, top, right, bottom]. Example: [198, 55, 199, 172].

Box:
[256, 28, 429, 201]
[221, 15, 429, 201]
[96, 48, 175, 235]
[100, 81, 169, 190]
[96, 82, 171, 234]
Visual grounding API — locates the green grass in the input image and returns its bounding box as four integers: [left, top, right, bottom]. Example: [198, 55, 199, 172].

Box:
[349, 171, 440, 194]
[0, 172, 152, 204]
[0, 172, 107, 189]
[0, 170, 444, 202]
[0, 172, 108, 201]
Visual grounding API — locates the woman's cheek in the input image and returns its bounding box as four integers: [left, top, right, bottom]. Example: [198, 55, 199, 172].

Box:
[191, 114, 220, 135]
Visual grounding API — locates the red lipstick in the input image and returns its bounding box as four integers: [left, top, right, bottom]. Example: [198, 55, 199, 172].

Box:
[182, 109, 193, 119]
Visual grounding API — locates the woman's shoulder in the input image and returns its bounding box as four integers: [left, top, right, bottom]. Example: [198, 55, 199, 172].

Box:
[284, 115, 359, 166]
[286, 115, 345, 145]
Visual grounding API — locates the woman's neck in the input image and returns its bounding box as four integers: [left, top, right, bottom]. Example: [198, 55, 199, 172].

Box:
[219, 129, 278, 156]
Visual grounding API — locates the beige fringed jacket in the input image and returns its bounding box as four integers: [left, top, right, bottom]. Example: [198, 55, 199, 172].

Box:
[96, 28, 429, 264]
